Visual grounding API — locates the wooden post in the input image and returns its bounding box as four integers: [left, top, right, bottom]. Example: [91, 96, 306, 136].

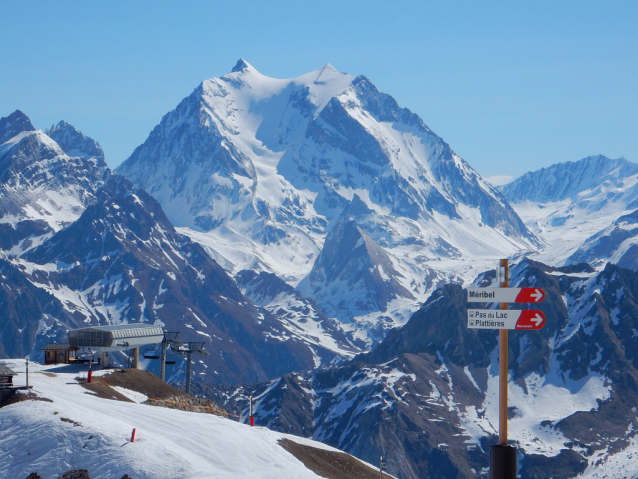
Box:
[498, 258, 509, 446]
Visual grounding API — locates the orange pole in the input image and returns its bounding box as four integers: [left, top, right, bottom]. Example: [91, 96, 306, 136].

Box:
[499, 259, 509, 446]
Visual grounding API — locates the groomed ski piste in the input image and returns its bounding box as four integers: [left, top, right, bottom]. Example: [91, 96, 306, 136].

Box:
[0, 360, 389, 479]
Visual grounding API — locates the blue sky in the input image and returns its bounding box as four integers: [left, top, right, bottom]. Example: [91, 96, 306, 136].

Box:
[1, 1, 636, 182]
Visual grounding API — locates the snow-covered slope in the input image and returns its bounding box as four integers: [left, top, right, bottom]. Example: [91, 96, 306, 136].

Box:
[500, 155, 638, 267]
[117, 59, 538, 340]
[0, 360, 380, 479]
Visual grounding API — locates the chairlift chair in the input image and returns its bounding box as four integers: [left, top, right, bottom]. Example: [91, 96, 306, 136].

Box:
[165, 354, 177, 365]
[143, 347, 161, 359]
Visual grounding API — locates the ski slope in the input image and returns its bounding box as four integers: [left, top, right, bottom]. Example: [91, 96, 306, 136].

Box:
[0, 360, 377, 479]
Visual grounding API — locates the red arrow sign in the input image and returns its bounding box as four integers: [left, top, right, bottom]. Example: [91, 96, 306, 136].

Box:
[514, 310, 545, 330]
[514, 288, 545, 303]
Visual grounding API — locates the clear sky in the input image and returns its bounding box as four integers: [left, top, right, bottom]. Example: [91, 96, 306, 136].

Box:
[1, 1, 636, 183]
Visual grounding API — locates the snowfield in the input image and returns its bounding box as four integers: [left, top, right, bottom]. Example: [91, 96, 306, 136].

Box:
[0, 360, 377, 479]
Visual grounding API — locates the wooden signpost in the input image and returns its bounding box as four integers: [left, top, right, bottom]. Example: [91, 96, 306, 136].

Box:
[466, 259, 546, 479]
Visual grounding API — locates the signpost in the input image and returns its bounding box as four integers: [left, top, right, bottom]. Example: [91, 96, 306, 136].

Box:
[467, 260, 546, 479]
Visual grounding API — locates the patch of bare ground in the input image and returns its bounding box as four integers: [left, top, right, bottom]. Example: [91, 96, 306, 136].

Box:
[0, 390, 53, 408]
[60, 417, 82, 427]
[279, 438, 394, 479]
[26, 470, 133, 479]
[145, 395, 228, 417]
[77, 369, 227, 416]
[78, 376, 134, 403]
[95, 369, 187, 400]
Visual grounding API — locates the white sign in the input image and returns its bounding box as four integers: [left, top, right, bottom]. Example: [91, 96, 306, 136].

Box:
[466, 287, 545, 303]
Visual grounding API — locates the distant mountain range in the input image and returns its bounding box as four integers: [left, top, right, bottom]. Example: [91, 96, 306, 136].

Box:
[500, 155, 638, 268]
[2, 59, 638, 479]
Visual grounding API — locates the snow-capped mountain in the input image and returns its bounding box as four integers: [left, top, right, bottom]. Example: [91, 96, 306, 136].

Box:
[0, 111, 110, 254]
[16, 173, 349, 384]
[117, 59, 538, 340]
[208, 259, 638, 479]
[0, 111, 356, 381]
[500, 155, 638, 267]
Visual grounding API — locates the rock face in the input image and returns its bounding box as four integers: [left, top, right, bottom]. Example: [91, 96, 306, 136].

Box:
[116, 59, 538, 340]
[0, 257, 78, 359]
[0, 110, 35, 144]
[46, 121, 106, 162]
[500, 155, 638, 267]
[235, 270, 358, 360]
[207, 259, 638, 479]
[296, 212, 420, 342]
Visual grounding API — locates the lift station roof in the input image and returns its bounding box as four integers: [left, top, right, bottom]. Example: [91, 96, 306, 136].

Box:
[68, 324, 164, 351]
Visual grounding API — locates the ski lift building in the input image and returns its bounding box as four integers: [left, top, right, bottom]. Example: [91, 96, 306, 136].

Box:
[68, 324, 164, 369]
[68, 324, 164, 351]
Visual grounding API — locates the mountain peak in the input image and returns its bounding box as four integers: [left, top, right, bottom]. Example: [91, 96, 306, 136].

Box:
[231, 58, 252, 73]
[319, 63, 337, 74]
[313, 63, 342, 84]
[47, 120, 70, 133]
[45, 120, 106, 163]
[0, 110, 35, 144]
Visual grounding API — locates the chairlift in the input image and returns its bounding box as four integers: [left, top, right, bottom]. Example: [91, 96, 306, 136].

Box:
[143, 347, 161, 360]
[165, 354, 177, 365]
[143, 347, 177, 364]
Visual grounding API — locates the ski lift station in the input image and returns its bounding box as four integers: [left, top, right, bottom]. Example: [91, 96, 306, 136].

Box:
[68, 324, 164, 368]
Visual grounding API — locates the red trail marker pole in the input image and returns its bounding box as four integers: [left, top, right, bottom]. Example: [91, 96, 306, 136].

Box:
[131, 428, 136, 442]
[87, 348, 93, 383]
[249, 395, 254, 427]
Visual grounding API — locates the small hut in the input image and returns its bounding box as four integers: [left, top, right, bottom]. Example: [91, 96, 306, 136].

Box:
[42, 343, 78, 364]
[0, 363, 17, 388]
